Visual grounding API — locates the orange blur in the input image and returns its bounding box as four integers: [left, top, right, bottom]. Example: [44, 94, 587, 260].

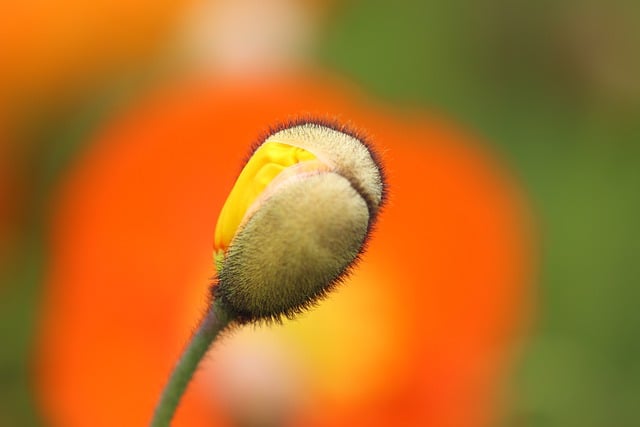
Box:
[36, 74, 533, 427]
[0, 0, 192, 114]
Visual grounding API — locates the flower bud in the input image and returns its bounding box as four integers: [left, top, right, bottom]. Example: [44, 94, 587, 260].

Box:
[213, 120, 386, 322]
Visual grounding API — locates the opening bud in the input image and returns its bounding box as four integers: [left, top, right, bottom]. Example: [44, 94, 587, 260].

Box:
[213, 120, 386, 322]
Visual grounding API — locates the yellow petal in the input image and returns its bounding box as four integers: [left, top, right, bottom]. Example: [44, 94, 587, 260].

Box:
[214, 141, 317, 255]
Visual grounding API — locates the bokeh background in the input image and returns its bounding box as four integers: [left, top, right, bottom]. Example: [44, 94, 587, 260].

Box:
[1, 0, 639, 426]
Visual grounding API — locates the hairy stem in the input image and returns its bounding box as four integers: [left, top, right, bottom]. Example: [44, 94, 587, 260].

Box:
[150, 299, 233, 426]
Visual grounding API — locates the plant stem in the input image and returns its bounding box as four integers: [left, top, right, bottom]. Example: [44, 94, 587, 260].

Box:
[150, 299, 233, 427]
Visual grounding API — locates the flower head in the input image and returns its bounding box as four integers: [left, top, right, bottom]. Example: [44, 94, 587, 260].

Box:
[213, 120, 386, 322]
[36, 76, 531, 427]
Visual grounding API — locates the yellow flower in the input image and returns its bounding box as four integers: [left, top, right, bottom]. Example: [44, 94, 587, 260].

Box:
[213, 120, 386, 322]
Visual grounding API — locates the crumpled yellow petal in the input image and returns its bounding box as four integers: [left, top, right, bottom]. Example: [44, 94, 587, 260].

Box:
[214, 141, 316, 254]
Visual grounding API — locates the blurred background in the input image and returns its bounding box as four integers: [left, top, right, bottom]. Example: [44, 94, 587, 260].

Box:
[1, 0, 639, 426]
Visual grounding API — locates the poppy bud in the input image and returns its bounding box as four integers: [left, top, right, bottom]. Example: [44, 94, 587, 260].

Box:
[213, 120, 386, 322]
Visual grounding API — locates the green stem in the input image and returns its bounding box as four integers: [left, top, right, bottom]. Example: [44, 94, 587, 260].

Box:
[150, 300, 233, 427]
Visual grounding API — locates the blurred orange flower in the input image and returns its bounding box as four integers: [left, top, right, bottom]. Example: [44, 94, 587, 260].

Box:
[35, 74, 532, 427]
